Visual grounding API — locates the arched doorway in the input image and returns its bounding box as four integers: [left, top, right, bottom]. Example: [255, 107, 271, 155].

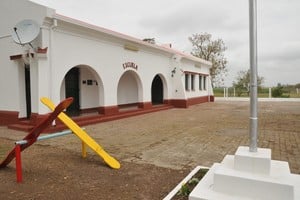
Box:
[65, 67, 80, 116]
[62, 65, 103, 116]
[117, 70, 142, 108]
[151, 75, 164, 105]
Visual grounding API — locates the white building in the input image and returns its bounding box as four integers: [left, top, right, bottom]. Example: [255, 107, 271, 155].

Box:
[0, 0, 213, 128]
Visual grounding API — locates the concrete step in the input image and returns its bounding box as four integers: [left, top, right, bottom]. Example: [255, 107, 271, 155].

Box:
[8, 123, 34, 132]
[189, 148, 299, 200]
[8, 104, 174, 133]
[214, 155, 294, 200]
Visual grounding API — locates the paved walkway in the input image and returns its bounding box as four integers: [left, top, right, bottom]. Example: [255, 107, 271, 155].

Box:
[1, 101, 299, 174]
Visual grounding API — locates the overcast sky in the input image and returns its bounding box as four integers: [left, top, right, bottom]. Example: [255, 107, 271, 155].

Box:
[31, 0, 300, 87]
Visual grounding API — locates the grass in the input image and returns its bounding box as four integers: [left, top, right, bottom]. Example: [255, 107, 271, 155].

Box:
[213, 89, 300, 98]
[174, 168, 209, 199]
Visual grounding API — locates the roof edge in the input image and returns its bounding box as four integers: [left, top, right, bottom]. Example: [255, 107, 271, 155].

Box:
[53, 13, 212, 66]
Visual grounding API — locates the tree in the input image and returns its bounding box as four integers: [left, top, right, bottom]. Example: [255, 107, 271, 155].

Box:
[272, 83, 284, 97]
[189, 33, 228, 87]
[232, 69, 264, 96]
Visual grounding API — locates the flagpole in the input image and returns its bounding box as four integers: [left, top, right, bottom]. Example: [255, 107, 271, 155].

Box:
[249, 0, 258, 152]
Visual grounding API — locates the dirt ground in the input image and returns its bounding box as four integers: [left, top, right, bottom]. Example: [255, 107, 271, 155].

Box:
[0, 100, 299, 199]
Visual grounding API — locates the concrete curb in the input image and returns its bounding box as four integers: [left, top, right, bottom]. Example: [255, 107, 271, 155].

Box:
[163, 166, 209, 200]
[215, 97, 300, 102]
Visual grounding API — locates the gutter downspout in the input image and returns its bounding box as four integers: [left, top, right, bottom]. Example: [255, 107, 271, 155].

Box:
[49, 18, 57, 126]
[208, 76, 212, 102]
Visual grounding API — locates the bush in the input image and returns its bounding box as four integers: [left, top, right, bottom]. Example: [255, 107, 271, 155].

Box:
[272, 86, 283, 97]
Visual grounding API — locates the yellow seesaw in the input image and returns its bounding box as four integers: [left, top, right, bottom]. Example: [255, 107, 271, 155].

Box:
[41, 97, 120, 169]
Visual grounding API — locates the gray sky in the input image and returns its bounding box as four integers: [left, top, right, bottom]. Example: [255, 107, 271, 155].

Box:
[31, 0, 300, 87]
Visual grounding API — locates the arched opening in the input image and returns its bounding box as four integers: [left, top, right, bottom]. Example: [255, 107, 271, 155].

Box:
[151, 75, 164, 105]
[61, 65, 103, 116]
[117, 70, 142, 110]
[65, 67, 80, 116]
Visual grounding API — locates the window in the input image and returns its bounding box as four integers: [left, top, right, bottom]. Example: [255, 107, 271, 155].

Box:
[203, 76, 207, 90]
[191, 74, 195, 91]
[199, 75, 202, 90]
[185, 73, 189, 91]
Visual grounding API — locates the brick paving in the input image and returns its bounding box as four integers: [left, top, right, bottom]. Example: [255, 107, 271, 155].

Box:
[1, 100, 299, 174]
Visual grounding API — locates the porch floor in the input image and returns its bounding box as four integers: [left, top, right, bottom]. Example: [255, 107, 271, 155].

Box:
[8, 104, 173, 133]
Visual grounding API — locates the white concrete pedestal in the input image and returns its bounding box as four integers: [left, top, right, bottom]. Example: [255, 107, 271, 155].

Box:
[189, 146, 300, 200]
[234, 146, 271, 174]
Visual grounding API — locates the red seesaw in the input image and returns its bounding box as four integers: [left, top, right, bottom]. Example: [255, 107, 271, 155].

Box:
[0, 98, 73, 182]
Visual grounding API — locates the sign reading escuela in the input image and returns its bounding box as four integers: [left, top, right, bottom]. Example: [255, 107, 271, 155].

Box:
[123, 62, 138, 70]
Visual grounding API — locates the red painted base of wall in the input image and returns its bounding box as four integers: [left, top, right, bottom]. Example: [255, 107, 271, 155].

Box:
[29, 113, 48, 124]
[0, 111, 48, 126]
[0, 111, 19, 125]
[99, 105, 118, 116]
[170, 99, 188, 108]
[170, 95, 214, 108]
[80, 107, 101, 114]
[138, 102, 152, 109]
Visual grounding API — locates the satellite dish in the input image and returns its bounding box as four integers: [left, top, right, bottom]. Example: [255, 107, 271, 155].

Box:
[11, 19, 40, 45]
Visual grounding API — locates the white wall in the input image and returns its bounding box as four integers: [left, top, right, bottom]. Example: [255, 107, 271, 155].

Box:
[0, 0, 213, 117]
[79, 67, 101, 109]
[0, 37, 20, 111]
[49, 22, 173, 107]
[170, 55, 187, 100]
[180, 59, 213, 99]
[0, 0, 53, 37]
[46, 20, 212, 110]
[0, 0, 53, 116]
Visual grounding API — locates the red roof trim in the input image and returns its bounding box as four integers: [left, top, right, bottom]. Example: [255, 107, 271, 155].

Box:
[37, 47, 48, 54]
[10, 54, 22, 60]
[10, 53, 34, 60]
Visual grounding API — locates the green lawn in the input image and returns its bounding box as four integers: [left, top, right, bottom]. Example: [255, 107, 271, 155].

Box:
[213, 88, 300, 98]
